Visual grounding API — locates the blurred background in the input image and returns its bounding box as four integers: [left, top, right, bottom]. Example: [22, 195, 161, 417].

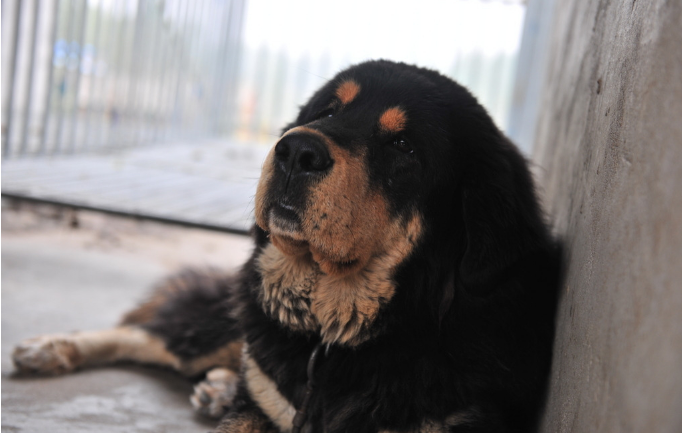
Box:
[1, 0, 548, 233]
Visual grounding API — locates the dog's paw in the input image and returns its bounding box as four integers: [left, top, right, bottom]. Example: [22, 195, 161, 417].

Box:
[191, 367, 239, 419]
[12, 335, 81, 375]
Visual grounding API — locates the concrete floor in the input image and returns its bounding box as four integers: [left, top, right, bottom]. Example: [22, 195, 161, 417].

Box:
[1, 200, 253, 432]
[2, 139, 268, 232]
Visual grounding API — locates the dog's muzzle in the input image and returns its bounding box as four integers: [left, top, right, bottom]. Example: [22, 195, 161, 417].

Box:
[268, 132, 333, 231]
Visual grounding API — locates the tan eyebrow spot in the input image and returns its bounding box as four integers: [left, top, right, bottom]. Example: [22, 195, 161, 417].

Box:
[379, 107, 407, 133]
[335, 80, 360, 105]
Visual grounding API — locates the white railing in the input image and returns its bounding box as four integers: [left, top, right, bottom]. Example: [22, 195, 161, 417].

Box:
[2, 0, 245, 158]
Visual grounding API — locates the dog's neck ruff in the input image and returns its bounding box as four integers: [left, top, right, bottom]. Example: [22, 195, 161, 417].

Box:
[256, 243, 406, 346]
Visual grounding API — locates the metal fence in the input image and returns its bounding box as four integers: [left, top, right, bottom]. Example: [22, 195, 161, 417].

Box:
[1, 0, 245, 159]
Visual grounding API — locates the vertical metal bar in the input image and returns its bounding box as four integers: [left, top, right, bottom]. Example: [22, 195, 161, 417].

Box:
[132, 0, 157, 146]
[65, 0, 88, 153]
[93, 0, 121, 148]
[171, 0, 191, 140]
[3, 0, 23, 159]
[51, 0, 76, 154]
[124, 0, 144, 147]
[185, 0, 200, 137]
[158, 0, 184, 142]
[153, 0, 179, 142]
[82, 0, 103, 149]
[189, 0, 206, 138]
[210, 0, 233, 134]
[150, 0, 167, 142]
[193, 0, 208, 136]
[139, 0, 163, 144]
[38, 0, 60, 155]
[19, 0, 41, 156]
[108, 0, 130, 148]
[221, 0, 246, 137]
[201, 0, 219, 135]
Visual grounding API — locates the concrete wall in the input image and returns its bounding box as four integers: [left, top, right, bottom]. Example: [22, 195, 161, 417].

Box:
[531, 0, 682, 432]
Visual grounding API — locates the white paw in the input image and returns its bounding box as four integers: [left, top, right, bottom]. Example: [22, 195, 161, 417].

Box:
[191, 367, 239, 419]
[12, 335, 81, 375]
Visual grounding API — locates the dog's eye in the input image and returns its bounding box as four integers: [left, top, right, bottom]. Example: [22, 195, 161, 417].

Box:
[314, 108, 334, 120]
[392, 138, 414, 154]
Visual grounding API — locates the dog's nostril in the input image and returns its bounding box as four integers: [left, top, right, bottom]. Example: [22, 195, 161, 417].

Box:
[274, 134, 332, 175]
[298, 148, 329, 172]
[274, 140, 290, 162]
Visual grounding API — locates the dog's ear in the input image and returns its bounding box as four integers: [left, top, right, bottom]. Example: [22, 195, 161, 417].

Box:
[458, 123, 548, 296]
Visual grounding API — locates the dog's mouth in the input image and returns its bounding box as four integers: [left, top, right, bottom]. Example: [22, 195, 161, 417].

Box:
[269, 202, 302, 233]
[266, 202, 312, 257]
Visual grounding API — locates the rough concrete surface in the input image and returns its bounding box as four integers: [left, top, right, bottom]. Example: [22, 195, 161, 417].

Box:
[2, 200, 253, 432]
[532, 0, 682, 432]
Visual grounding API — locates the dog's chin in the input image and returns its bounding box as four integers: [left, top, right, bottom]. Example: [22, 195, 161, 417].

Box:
[270, 234, 310, 257]
[310, 250, 364, 277]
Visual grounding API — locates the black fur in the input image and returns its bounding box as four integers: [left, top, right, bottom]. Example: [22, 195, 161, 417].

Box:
[144, 60, 561, 432]
[135, 270, 242, 361]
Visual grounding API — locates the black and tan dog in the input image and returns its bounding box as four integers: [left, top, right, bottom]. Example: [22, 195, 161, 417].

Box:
[13, 60, 560, 433]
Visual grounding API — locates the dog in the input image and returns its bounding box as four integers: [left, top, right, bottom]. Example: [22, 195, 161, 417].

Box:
[12, 60, 560, 433]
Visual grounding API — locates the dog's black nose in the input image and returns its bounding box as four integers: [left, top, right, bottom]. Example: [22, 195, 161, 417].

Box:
[274, 134, 332, 175]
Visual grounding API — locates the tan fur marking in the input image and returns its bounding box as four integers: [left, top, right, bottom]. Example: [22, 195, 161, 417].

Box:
[255, 146, 277, 233]
[214, 410, 275, 433]
[303, 139, 388, 276]
[14, 327, 245, 377]
[13, 327, 182, 374]
[379, 106, 407, 133]
[313, 214, 423, 345]
[76, 327, 180, 367]
[335, 79, 360, 105]
[243, 346, 296, 432]
[183, 340, 244, 376]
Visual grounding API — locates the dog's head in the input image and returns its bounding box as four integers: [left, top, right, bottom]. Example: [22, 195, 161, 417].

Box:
[255, 60, 548, 308]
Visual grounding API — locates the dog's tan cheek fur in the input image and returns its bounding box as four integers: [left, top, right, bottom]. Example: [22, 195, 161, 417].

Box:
[255, 147, 277, 231]
[302, 145, 390, 276]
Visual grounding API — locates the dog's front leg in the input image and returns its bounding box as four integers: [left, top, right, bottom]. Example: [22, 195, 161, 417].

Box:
[12, 326, 182, 375]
